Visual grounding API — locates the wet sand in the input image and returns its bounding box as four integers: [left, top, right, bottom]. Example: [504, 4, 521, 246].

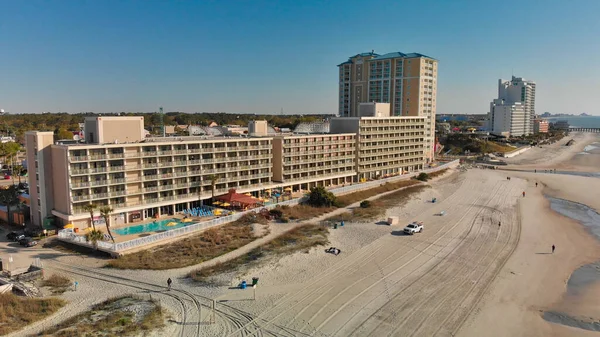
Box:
[460, 133, 600, 337]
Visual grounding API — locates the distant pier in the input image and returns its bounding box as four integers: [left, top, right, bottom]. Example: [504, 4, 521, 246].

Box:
[569, 127, 600, 133]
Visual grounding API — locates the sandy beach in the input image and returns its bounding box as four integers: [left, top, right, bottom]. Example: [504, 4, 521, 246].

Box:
[6, 132, 600, 337]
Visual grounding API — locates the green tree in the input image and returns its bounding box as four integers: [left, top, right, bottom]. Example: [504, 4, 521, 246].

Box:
[82, 203, 97, 231]
[0, 142, 21, 167]
[12, 164, 25, 184]
[85, 229, 104, 250]
[0, 185, 21, 225]
[55, 128, 74, 140]
[307, 186, 337, 207]
[99, 206, 115, 243]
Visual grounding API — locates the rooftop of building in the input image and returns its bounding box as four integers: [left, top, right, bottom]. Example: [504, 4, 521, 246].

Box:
[338, 51, 436, 66]
[372, 52, 436, 61]
[274, 132, 356, 139]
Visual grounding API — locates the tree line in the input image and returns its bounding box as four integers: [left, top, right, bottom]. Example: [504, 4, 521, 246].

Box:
[1, 112, 333, 143]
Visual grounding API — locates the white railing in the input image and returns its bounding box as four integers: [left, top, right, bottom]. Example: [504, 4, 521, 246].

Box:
[327, 159, 459, 196]
[58, 160, 458, 253]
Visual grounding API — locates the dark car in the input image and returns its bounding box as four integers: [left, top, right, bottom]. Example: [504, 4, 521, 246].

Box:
[24, 228, 43, 237]
[19, 237, 38, 247]
[6, 231, 24, 241]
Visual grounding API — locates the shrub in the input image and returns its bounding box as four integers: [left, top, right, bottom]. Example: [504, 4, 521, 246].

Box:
[360, 200, 371, 208]
[269, 209, 283, 218]
[415, 172, 430, 181]
[280, 217, 289, 223]
[307, 186, 337, 207]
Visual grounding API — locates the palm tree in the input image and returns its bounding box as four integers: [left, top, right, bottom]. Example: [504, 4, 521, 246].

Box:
[98, 205, 115, 243]
[12, 164, 25, 184]
[85, 229, 104, 250]
[82, 203, 97, 231]
[206, 174, 219, 201]
[0, 185, 20, 225]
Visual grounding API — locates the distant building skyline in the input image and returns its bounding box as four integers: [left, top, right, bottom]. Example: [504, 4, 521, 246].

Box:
[488, 76, 536, 137]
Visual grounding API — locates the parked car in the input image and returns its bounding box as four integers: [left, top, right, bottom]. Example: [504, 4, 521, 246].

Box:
[13, 234, 26, 242]
[19, 237, 38, 247]
[6, 231, 24, 241]
[403, 222, 424, 235]
[24, 228, 43, 237]
[4, 175, 10, 180]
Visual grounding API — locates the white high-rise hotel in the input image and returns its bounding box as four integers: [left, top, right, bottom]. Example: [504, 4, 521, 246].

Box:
[488, 76, 536, 137]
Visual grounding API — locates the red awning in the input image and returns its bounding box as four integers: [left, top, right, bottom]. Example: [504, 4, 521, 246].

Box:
[216, 189, 260, 206]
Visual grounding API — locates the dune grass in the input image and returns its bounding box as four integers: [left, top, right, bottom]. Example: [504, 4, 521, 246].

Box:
[0, 293, 65, 336]
[36, 296, 164, 337]
[352, 185, 430, 220]
[280, 204, 337, 221]
[42, 274, 72, 294]
[336, 180, 421, 207]
[190, 224, 329, 282]
[106, 214, 267, 270]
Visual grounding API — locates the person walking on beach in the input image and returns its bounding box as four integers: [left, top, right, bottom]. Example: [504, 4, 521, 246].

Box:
[522, 191, 526, 197]
[167, 278, 172, 290]
[536, 182, 538, 187]
[552, 244, 556, 254]
[498, 221, 501, 228]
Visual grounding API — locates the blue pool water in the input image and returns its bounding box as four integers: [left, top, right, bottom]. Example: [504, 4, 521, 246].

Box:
[113, 218, 185, 235]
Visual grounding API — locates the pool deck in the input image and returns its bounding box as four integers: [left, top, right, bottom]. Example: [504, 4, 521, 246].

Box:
[87, 213, 217, 243]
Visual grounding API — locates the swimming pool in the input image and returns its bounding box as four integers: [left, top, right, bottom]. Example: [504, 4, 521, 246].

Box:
[113, 218, 185, 236]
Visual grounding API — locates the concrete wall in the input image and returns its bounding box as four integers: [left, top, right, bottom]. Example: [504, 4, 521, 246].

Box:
[25, 131, 55, 228]
[272, 138, 283, 182]
[330, 118, 360, 134]
[51, 147, 70, 214]
[503, 146, 531, 158]
[85, 117, 145, 144]
[249, 120, 268, 136]
[359, 102, 391, 117]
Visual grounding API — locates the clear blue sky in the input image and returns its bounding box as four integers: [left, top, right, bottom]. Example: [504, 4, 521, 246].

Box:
[1, 0, 599, 115]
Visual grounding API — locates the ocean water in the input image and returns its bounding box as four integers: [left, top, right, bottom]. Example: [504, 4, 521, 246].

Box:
[543, 196, 600, 331]
[545, 116, 600, 128]
[547, 197, 600, 240]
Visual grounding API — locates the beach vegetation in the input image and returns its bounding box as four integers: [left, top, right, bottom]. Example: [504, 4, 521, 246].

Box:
[307, 186, 338, 207]
[0, 293, 65, 335]
[106, 213, 267, 270]
[36, 296, 165, 336]
[190, 224, 328, 282]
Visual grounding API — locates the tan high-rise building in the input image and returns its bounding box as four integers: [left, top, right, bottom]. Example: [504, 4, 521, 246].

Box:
[338, 51, 437, 161]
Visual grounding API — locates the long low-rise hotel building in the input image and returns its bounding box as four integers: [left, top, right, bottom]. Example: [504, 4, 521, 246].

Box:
[272, 133, 357, 190]
[330, 116, 426, 180]
[27, 115, 427, 229]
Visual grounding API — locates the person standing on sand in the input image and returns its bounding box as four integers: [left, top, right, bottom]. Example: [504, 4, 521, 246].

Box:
[167, 278, 172, 290]
[522, 191, 526, 197]
[536, 182, 538, 187]
[552, 245, 556, 254]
